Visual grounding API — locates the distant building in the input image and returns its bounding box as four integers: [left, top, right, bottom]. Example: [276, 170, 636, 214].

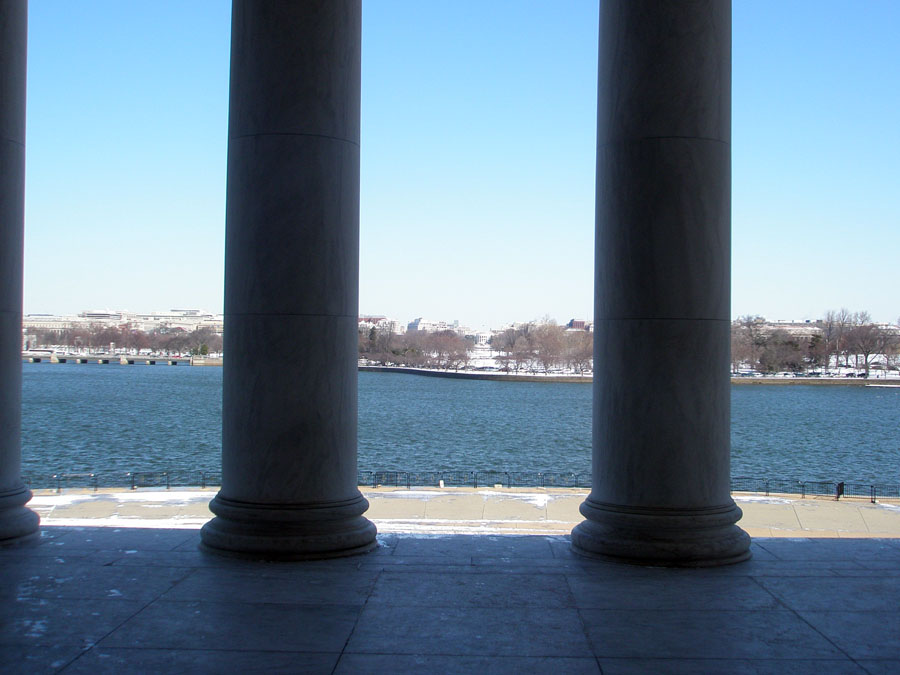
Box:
[22, 309, 224, 336]
[22, 314, 74, 334]
[407, 318, 452, 333]
[566, 319, 593, 332]
[80, 310, 124, 321]
[359, 316, 405, 335]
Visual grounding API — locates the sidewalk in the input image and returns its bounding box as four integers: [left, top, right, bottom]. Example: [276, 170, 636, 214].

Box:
[28, 487, 900, 538]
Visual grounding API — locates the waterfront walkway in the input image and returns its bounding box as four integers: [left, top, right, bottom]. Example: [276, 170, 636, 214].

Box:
[3, 489, 899, 673]
[27, 487, 900, 538]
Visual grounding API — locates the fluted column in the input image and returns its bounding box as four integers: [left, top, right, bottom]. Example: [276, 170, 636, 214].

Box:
[0, 0, 40, 547]
[200, 0, 376, 559]
[572, 0, 750, 566]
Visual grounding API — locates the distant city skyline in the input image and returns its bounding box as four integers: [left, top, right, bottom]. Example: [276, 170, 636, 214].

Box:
[22, 2, 900, 327]
[23, 305, 900, 334]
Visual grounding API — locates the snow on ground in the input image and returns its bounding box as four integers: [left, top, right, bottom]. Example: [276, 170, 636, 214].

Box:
[733, 495, 792, 504]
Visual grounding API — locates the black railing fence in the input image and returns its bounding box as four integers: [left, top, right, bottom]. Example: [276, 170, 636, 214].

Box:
[356, 470, 593, 489]
[21, 469, 900, 502]
[729, 476, 900, 502]
[27, 470, 223, 493]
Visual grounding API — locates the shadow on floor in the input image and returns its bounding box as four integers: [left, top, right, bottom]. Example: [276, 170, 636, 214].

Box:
[2, 526, 899, 674]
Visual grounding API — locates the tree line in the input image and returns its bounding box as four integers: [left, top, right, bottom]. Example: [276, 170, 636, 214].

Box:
[359, 329, 471, 369]
[28, 324, 223, 357]
[41, 310, 894, 376]
[490, 322, 593, 373]
[731, 310, 899, 376]
[359, 321, 594, 373]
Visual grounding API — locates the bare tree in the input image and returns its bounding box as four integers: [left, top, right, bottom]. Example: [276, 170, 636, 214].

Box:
[491, 325, 533, 372]
[757, 329, 804, 373]
[533, 322, 565, 372]
[845, 312, 884, 378]
[730, 316, 765, 371]
[563, 331, 593, 374]
[884, 321, 900, 374]
[820, 310, 839, 372]
[835, 308, 854, 367]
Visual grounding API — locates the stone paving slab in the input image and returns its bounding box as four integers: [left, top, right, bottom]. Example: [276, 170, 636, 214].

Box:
[61, 649, 338, 675]
[347, 605, 594, 657]
[334, 654, 602, 675]
[596, 658, 869, 674]
[580, 608, 846, 660]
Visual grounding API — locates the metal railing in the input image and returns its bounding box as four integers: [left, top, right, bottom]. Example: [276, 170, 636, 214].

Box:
[21, 469, 900, 503]
[355, 470, 593, 489]
[49, 472, 98, 493]
[25, 469, 221, 491]
[729, 476, 900, 503]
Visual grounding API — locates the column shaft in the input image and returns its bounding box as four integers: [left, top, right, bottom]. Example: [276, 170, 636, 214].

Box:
[200, 0, 376, 559]
[0, 0, 40, 546]
[572, 0, 750, 566]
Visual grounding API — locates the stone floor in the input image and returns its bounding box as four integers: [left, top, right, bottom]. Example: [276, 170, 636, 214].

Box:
[2, 493, 900, 673]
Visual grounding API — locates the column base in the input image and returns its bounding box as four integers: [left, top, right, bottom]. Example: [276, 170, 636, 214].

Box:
[200, 492, 377, 561]
[0, 485, 40, 547]
[571, 497, 751, 567]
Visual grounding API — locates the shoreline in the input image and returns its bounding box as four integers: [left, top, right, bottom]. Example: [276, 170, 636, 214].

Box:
[22, 356, 900, 386]
[361, 365, 900, 386]
[358, 365, 592, 383]
[731, 376, 900, 386]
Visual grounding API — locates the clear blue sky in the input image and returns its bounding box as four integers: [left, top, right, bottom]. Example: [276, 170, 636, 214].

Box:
[23, 1, 900, 328]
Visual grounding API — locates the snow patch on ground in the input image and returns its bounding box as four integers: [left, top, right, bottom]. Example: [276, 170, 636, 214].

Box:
[476, 490, 551, 507]
[106, 491, 213, 502]
[373, 522, 558, 535]
[39, 517, 205, 529]
[377, 490, 450, 499]
[29, 494, 95, 507]
[734, 495, 792, 504]
[30, 491, 214, 507]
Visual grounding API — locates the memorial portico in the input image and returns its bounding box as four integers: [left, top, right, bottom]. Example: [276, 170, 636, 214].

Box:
[1, 0, 747, 566]
[8, 4, 900, 670]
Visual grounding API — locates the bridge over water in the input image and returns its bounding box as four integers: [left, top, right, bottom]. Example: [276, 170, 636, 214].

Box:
[21, 351, 192, 366]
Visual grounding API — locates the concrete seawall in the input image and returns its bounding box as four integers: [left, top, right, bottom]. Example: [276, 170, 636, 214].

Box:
[361, 367, 900, 386]
[731, 377, 900, 387]
[358, 365, 592, 383]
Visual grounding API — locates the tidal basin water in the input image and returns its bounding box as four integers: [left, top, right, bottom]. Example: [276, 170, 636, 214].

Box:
[19, 363, 900, 485]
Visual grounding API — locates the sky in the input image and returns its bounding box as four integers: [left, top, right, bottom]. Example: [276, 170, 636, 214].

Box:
[21, 1, 900, 329]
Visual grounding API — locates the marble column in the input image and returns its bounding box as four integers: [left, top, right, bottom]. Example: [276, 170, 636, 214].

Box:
[200, 0, 376, 559]
[0, 0, 40, 547]
[572, 0, 750, 566]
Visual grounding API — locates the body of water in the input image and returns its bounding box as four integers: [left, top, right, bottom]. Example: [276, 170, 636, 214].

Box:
[19, 363, 900, 485]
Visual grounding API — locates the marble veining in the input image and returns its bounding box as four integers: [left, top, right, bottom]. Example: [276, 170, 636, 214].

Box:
[221, 314, 359, 504]
[595, 137, 730, 321]
[228, 1, 361, 143]
[592, 318, 731, 509]
[224, 135, 359, 318]
[597, 0, 730, 143]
